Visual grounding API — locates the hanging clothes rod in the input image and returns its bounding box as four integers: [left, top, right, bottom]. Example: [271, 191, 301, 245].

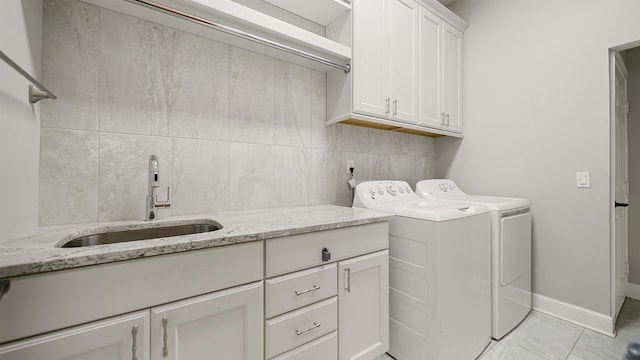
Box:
[125, 0, 351, 73]
[0, 51, 57, 104]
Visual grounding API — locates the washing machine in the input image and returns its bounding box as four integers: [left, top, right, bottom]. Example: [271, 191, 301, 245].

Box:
[353, 181, 491, 360]
[416, 179, 532, 340]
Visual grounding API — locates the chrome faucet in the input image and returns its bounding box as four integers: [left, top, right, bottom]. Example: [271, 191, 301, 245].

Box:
[146, 155, 171, 220]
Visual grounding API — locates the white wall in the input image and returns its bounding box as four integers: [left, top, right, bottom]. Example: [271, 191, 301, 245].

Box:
[439, 0, 640, 315]
[627, 48, 640, 285]
[0, 0, 43, 240]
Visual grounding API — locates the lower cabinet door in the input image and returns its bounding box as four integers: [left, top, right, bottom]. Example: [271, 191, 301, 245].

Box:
[270, 331, 337, 360]
[0, 310, 149, 360]
[150, 281, 263, 360]
[338, 250, 389, 360]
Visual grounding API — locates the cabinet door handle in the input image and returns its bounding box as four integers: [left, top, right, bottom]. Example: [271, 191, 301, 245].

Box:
[445, 114, 450, 126]
[393, 100, 398, 116]
[162, 316, 169, 357]
[440, 113, 445, 125]
[131, 325, 139, 360]
[295, 322, 321, 336]
[385, 98, 390, 115]
[345, 268, 351, 293]
[295, 285, 321, 296]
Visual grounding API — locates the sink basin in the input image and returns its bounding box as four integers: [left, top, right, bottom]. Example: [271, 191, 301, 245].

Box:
[59, 220, 223, 248]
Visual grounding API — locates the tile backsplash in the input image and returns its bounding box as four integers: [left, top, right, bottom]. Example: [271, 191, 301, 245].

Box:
[38, 0, 436, 226]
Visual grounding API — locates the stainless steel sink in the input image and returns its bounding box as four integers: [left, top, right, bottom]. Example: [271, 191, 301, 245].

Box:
[59, 220, 223, 248]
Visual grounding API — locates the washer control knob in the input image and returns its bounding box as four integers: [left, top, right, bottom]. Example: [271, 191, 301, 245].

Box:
[387, 186, 397, 195]
[377, 187, 385, 195]
[439, 184, 448, 192]
[369, 188, 376, 196]
[406, 186, 412, 193]
[398, 187, 405, 194]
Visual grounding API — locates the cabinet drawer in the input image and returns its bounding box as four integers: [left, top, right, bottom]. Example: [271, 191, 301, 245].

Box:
[270, 331, 337, 360]
[265, 297, 337, 358]
[266, 264, 337, 318]
[266, 222, 388, 277]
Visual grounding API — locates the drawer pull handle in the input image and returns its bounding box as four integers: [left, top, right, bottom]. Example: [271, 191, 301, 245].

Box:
[295, 322, 321, 336]
[162, 316, 169, 357]
[131, 325, 139, 360]
[295, 285, 321, 296]
[345, 268, 351, 293]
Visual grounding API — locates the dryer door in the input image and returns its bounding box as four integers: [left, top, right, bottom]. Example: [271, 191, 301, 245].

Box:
[500, 212, 532, 286]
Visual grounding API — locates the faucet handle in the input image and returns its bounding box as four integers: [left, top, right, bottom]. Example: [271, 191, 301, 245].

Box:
[156, 187, 171, 208]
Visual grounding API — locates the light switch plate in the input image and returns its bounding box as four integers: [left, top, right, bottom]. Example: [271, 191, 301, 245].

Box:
[576, 171, 591, 188]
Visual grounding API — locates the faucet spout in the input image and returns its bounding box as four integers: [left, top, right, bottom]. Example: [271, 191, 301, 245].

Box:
[146, 155, 170, 221]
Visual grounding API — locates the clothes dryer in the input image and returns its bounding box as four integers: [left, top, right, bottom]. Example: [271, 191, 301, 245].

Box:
[416, 179, 531, 340]
[353, 181, 491, 360]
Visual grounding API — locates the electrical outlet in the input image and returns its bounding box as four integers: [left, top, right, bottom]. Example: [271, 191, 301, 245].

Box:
[347, 160, 355, 174]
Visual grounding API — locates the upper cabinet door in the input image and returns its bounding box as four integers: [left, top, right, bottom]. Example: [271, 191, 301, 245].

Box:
[0, 311, 150, 360]
[442, 23, 463, 133]
[419, 7, 443, 128]
[352, 0, 389, 118]
[150, 282, 263, 360]
[388, 0, 419, 124]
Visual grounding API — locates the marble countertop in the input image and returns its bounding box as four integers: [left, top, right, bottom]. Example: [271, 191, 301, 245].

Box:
[0, 205, 392, 279]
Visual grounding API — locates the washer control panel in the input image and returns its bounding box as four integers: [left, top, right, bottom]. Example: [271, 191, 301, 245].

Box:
[353, 180, 418, 208]
[416, 179, 466, 196]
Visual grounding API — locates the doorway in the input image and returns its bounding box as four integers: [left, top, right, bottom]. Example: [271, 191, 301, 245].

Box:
[611, 45, 640, 326]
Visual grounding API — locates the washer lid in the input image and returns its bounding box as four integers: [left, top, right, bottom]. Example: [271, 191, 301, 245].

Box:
[372, 200, 488, 221]
[416, 179, 530, 211]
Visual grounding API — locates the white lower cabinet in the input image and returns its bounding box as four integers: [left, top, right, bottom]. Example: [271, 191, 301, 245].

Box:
[338, 251, 389, 360]
[0, 282, 263, 360]
[265, 224, 389, 360]
[0, 310, 150, 360]
[0, 223, 388, 360]
[151, 281, 263, 360]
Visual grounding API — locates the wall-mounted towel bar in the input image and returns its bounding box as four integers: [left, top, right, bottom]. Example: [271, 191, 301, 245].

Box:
[125, 0, 351, 74]
[0, 51, 57, 104]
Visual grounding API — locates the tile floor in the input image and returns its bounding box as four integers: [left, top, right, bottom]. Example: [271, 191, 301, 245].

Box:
[378, 298, 640, 360]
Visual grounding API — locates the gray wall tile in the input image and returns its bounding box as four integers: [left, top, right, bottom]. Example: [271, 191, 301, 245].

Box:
[172, 138, 229, 215]
[274, 61, 311, 147]
[170, 32, 229, 141]
[273, 146, 311, 208]
[228, 47, 275, 144]
[229, 143, 274, 211]
[39, 128, 98, 225]
[99, 9, 172, 136]
[41, 0, 99, 131]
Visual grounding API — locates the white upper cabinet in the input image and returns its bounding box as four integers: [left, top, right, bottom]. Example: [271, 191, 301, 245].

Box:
[442, 23, 463, 133]
[328, 0, 468, 138]
[419, 6, 462, 133]
[352, 0, 418, 123]
[388, 0, 419, 124]
[418, 7, 443, 129]
[352, 0, 388, 118]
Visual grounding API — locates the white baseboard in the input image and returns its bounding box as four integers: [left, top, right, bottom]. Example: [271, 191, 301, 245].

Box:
[532, 293, 615, 337]
[627, 283, 640, 300]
